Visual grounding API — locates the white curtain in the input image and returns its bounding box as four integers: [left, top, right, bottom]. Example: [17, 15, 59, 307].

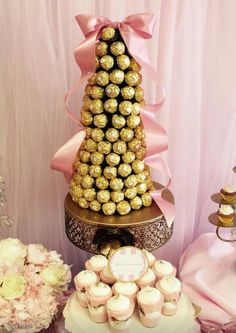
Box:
[1, 0, 236, 275]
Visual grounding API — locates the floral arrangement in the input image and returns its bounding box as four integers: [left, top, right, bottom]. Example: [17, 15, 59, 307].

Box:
[0, 238, 71, 332]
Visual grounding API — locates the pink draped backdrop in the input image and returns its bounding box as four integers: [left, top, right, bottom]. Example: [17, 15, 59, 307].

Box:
[1, 0, 236, 275]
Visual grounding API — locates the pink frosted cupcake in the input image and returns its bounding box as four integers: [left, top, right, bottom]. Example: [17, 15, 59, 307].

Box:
[142, 249, 155, 267]
[86, 281, 112, 323]
[100, 265, 117, 284]
[137, 286, 164, 328]
[136, 268, 156, 288]
[162, 300, 178, 316]
[156, 275, 182, 302]
[153, 260, 177, 280]
[85, 255, 108, 274]
[106, 295, 135, 333]
[74, 270, 99, 308]
[112, 281, 138, 302]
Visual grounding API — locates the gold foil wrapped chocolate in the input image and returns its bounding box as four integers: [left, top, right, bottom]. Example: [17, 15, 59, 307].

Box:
[105, 128, 119, 142]
[111, 191, 124, 203]
[112, 114, 126, 129]
[96, 71, 110, 86]
[89, 165, 102, 178]
[90, 85, 104, 99]
[110, 41, 125, 56]
[88, 74, 97, 85]
[110, 178, 124, 191]
[70, 184, 83, 201]
[124, 187, 137, 199]
[117, 200, 131, 215]
[98, 141, 112, 155]
[104, 166, 117, 179]
[90, 152, 104, 165]
[83, 95, 93, 109]
[83, 188, 96, 201]
[100, 55, 114, 70]
[137, 182, 147, 195]
[104, 99, 118, 113]
[132, 159, 145, 174]
[96, 176, 109, 190]
[101, 27, 116, 41]
[120, 128, 134, 142]
[81, 111, 93, 126]
[78, 197, 89, 209]
[135, 86, 144, 102]
[105, 84, 120, 98]
[121, 86, 135, 100]
[127, 115, 140, 129]
[97, 190, 110, 203]
[128, 138, 142, 152]
[122, 150, 136, 164]
[118, 163, 132, 177]
[110, 70, 125, 84]
[136, 171, 147, 183]
[94, 114, 108, 128]
[79, 150, 90, 163]
[95, 41, 108, 56]
[81, 175, 94, 189]
[119, 101, 133, 116]
[136, 147, 146, 160]
[106, 153, 120, 166]
[130, 196, 142, 209]
[77, 163, 89, 176]
[132, 102, 141, 115]
[129, 58, 141, 72]
[117, 54, 130, 70]
[125, 71, 141, 86]
[124, 175, 138, 188]
[113, 140, 127, 154]
[90, 200, 101, 212]
[91, 128, 104, 142]
[84, 139, 98, 152]
[102, 202, 116, 215]
[89, 99, 103, 114]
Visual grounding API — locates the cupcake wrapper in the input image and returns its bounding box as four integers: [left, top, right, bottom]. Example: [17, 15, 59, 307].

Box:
[138, 310, 161, 328]
[154, 266, 177, 280]
[88, 305, 108, 323]
[137, 294, 164, 313]
[74, 274, 100, 291]
[86, 289, 112, 307]
[76, 291, 88, 308]
[162, 303, 178, 316]
[156, 282, 181, 302]
[107, 300, 135, 322]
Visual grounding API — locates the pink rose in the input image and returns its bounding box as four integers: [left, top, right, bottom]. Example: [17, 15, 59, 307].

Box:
[27, 244, 49, 265]
[0, 296, 13, 326]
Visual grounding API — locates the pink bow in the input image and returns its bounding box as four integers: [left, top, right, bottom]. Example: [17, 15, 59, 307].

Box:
[51, 13, 176, 227]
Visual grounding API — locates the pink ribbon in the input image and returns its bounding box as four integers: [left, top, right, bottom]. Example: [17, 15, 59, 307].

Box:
[51, 13, 176, 227]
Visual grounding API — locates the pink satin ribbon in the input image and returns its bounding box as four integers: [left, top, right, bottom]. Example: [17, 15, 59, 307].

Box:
[51, 13, 176, 227]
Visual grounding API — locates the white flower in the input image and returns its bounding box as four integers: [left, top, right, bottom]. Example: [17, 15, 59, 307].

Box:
[0, 273, 26, 300]
[40, 264, 71, 288]
[27, 244, 49, 265]
[0, 239, 26, 268]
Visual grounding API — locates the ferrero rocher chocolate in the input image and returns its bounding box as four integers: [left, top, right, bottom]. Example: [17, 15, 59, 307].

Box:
[90, 85, 104, 99]
[85, 127, 92, 138]
[136, 171, 147, 183]
[124, 175, 138, 188]
[136, 147, 146, 160]
[77, 163, 89, 176]
[132, 159, 145, 174]
[89, 165, 102, 178]
[78, 197, 89, 209]
[129, 58, 141, 72]
[135, 86, 144, 102]
[112, 114, 126, 129]
[96, 71, 110, 86]
[127, 115, 140, 129]
[105, 84, 120, 98]
[122, 150, 136, 164]
[110, 70, 125, 84]
[72, 173, 83, 184]
[105, 128, 119, 142]
[83, 95, 92, 109]
[70, 184, 83, 201]
[85, 84, 92, 95]
[94, 114, 108, 128]
[97, 190, 110, 203]
[110, 41, 125, 56]
[91, 128, 104, 142]
[130, 196, 142, 210]
[85, 138, 98, 152]
[95, 41, 108, 56]
[113, 140, 127, 154]
[83, 188, 96, 201]
[100, 55, 114, 70]
[110, 178, 124, 191]
[120, 128, 134, 142]
[132, 103, 141, 115]
[124, 187, 137, 199]
[90, 152, 104, 165]
[88, 74, 97, 85]
[104, 99, 118, 113]
[125, 71, 141, 86]
[81, 175, 94, 189]
[117, 54, 130, 70]
[79, 150, 90, 163]
[98, 141, 112, 154]
[128, 138, 142, 152]
[104, 166, 117, 179]
[118, 163, 132, 177]
[134, 126, 144, 139]
[101, 27, 116, 41]
[119, 101, 133, 116]
[90, 200, 101, 212]
[121, 86, 135, 100]
[102, 202, 116, 215]
[96, 176, 109, 190]
[81, 111, 93, 126]
[90, 99, 103, 114]
[96, 56, 99, 68]
[117, 200, 131, 215]
[111, 191, 124, 203]
[137, 182, 147, 195]
[106, 153, 120, 166]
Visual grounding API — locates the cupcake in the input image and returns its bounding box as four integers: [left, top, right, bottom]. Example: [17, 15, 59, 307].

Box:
[162, 300, 178, 316]
[74, 270, 99, 308]
[100, 265, 117, 284]
[217, 205, 235, 225]
[86, 281, 112, 323]
[106, 295, 135, 333]
[137, 286, 164, 328]
[156, 275, 182, 302]
[220, 185, 236, 203]
[112, 281, 138, 301]
[142, 249, 156, 267]
[153, 260, 177, 280]
[136, 268, 156, 288]
[85, 255, 108, 274]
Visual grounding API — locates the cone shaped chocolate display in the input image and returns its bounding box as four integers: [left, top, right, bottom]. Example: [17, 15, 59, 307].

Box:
[70, 27, 154, 216]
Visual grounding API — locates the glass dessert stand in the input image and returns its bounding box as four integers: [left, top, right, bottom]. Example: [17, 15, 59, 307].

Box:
[65, 183, 174, 254]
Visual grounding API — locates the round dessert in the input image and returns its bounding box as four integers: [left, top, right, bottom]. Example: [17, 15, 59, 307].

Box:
[74, 270, 99, 308]
[217, 205, 235, 225]
[100, 265, 117, 285]
[142, 249, 156, 267]
[157, 275, 182, 302]
[112, 281, 138, 301]
[137, 286, 164, 328]
[85, 255, 108, 274]
[153, 260, 177, 280]
[220, 185, 236, 203]
[136, 268, 156, 288]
